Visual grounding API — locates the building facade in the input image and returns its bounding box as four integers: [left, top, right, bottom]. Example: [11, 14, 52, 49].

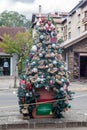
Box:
[0, 27, 26, 76]
[61, 0, 87, 81]
[62, 0, 87, 41]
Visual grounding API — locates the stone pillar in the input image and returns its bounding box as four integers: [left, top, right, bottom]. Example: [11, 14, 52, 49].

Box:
[68, 50, 74, 81]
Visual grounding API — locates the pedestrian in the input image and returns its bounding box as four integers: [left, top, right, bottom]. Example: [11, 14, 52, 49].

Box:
[3, 59, 9, 75]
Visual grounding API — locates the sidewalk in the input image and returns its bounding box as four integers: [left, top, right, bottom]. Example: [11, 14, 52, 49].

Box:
[0, 76, 87, 92]
[0, 76, 19, 91]
[69, 81, 87, 92]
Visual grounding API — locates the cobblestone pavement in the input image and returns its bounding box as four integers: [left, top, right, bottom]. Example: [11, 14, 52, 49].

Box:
[7, 128, 87, 130]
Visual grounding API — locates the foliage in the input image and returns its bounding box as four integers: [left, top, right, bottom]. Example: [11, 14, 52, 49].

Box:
[0, 31, 32, 74]
[0, 11, 31, 29]
[58, 38, 64, 44]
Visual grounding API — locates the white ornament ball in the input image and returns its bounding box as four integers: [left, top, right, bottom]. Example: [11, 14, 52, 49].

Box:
[26, 93, 29, 96]
[31, 45, 37, 52]
[35, 83, 39, 88]
[52, 43, 56, 48]
[51, 52, 55, 57]
[31, 61, 36, 65]
[40, 35, 44, 39]
[37, 77, 41, 82]
[53, 60, 57, 65]
[39, 53, 43, 57]
[61, 78, 65, 82]
[32, 68, 38, 73]
[61, 65, 64, 69]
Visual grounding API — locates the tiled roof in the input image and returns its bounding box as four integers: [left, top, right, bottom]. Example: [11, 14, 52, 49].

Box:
[0, 52, 11, 56]
[0, 27, 26, 38]
[0, 27, 26, 53]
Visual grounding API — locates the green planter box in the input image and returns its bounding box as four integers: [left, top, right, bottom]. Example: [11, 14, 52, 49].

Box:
[36, 103, 53, 116]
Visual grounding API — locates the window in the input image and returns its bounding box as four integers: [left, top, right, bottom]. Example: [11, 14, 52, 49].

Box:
[68, 21, 71, 27]
[68, 21, 71, 25]
[77, 27, 80, 34]
[85, 24, 87, 31]
[78, 14, 80, 23]
[68, 32, 71, 39]
[68, 21, 71, 30]
[85, 10, 87, 17]
[64, 35, 67, 41]
[64, 25, 67, 32]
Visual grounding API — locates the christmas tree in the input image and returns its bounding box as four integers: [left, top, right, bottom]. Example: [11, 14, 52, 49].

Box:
[17, 15, 73, 118]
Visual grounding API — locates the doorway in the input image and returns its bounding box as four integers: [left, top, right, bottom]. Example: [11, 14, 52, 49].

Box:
[0, 57, 10, 76]
[80, 56, 87, 78]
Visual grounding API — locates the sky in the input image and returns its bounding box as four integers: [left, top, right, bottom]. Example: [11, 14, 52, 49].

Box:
[0, 0, 81, 19]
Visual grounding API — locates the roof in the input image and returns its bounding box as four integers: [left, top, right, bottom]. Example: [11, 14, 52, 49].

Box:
[69, 0, 87, 16]
[34, 12, 68, 18]
[0, 27, 26, 53]
[0, 27, 26, 38]
[60, 0, 87, 24]
[0, 52, 11, 56]
[61, 31, 87, 48]
[32, 12, 68, 25]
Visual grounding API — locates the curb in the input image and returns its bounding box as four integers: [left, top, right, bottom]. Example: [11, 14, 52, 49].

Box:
[69, 88, 87, 92]
[0, 88, 87, 92]
[0, 88, 18, 92]
[0, 119, 87, 129]
[68, 88, 87, 92]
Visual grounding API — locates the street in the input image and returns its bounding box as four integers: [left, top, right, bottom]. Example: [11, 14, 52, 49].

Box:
[0, 89, 87, 129]
[0, 90, 19, 117]
[0, 91, 17, 107]
[70, 91, 87, 110]
[0, 90, 87, 117]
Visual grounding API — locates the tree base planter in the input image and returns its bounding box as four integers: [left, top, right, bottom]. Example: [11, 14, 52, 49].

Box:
[32, 88, 54, 118]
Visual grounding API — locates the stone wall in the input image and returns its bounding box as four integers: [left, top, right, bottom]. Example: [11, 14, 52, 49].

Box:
[0, 76, 19, 90]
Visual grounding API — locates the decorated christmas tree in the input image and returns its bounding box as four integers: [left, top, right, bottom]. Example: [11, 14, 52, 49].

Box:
[17, 15, 73, 118]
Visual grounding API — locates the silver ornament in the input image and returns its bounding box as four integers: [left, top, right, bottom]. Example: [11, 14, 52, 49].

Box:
[31, 45, 37, 52]
[53, 60, 57, 65]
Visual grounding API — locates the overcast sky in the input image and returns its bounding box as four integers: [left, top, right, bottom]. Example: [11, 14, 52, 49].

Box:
[0, 0, 81, 19]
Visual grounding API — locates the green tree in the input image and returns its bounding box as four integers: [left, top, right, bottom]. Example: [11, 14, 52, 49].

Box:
[0, 31, 32, 74]
[0, 11, 31, 29]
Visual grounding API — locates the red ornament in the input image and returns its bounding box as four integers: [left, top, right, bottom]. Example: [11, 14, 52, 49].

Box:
[20, 79, 26, 85]
[26, 82, 32, 90]
[39, 16, 45, 25]
[48, 21, 51, 26]
[21, 97, 25, 104]
[41, 16, 45, 23]
[39, 20, 42, 24]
